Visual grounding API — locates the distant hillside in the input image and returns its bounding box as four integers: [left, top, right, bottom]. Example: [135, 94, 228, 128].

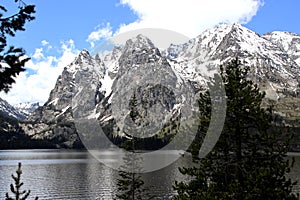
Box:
[0, 112, 56, 149]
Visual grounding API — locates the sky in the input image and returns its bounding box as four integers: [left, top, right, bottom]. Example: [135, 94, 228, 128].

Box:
[1, 0, 300, 105]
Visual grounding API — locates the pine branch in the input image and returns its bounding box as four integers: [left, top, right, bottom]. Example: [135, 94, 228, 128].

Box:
[5, 162, 38, 200]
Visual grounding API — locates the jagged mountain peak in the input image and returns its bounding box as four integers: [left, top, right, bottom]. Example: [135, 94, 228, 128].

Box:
[225, 23, 261, 40]
[14, 102, 40, 118]
[166, 23, 259, 61]
[118, 34, 163, 72]
[125, 34, 155, 49]
[121, 34, 157, 57]
[169, 22, 290, 61]
[198, 23, 255, 41]
[210, 23, 245, 33]
[79, 48, 90, 55]
[167, 23, 299, 100]
[41, 48, 106, 114]
[0, 97, 27, 120]
[74, 49, 93, 64]
[20, 24, 300, 148]
[65, 48, 105, 75]
[65, 49, 91, 74]
[167, 24, 251, 60]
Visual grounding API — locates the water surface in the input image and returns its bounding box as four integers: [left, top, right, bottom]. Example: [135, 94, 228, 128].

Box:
[0, 150, 299, 199]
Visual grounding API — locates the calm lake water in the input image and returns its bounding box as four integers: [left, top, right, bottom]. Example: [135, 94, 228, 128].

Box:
[0, 150, 299, 200]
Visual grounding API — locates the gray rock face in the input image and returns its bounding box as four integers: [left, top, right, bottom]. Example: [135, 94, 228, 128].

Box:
[22, 50, 105, 148]
[110, 35, 194, 139]
[22, 24, 300, 148]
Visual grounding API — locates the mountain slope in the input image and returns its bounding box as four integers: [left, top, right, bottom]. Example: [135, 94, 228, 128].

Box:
[0, 97, 27, 120]
[168, 23, 299, 100]
[263, 31, 300, 66]
[21, 50, 105, 148]
[14, 102, 40, 119]
[0, 98, 54, 149]
[21, 23, 300, 148]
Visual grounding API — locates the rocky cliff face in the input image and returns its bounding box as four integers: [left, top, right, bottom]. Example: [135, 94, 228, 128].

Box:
[21, 50, 105, 148]
[21, 24, 300, 148]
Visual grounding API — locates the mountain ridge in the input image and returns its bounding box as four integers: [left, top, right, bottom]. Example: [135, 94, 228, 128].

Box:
[0, 97, 39, 120]
[168, 23, 299, 99]
[2, 23, 299, 149]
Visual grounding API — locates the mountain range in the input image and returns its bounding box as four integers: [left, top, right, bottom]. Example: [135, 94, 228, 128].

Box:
[0, 98, 39, 120]
[1, 23, 299, 149]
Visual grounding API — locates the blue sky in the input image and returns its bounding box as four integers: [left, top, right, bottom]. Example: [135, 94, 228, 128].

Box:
[245, 0, 300, 35]
[6, 0, 137, 54]
[1, 0, 300, 104]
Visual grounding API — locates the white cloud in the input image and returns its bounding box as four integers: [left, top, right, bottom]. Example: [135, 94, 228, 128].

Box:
[41, 40, 49, 46]
[41, 39, 52, 51]
[118, 0, 264, 38]
[86, 23, 113, 48]
[0, 40, 79, 105]
[32, 48, 44, 60]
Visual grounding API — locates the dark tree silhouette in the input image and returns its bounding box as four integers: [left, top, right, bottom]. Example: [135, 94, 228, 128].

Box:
[173, 58, 298, 199]
[0, 0, 35, 92]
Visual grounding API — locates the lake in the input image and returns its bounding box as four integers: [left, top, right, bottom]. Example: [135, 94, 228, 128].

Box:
[0, 150, 299, 199]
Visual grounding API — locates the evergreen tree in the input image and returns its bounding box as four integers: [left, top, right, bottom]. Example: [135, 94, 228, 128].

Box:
[115, 91, 154, 200]
[0, 0, 35, 92]
[5, 162, 38, 200]
[173, 58, 298, 199]
[129, 92, 141, 124]
[115, 152, 154, 200]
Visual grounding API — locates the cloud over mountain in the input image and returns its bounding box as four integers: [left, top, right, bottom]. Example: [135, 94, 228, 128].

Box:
[0, 40, 79, 105]
[118, 0, 264, 37]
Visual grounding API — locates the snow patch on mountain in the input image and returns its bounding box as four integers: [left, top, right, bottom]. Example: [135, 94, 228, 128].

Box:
[263, 31, 300, 66]
[0, 98, 39, 120]
[19, 23, 300, 148]
[14, 102, 40, 118]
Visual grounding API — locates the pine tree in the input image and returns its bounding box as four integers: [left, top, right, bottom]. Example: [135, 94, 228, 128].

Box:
[115, 91, 154, 200]
[0, 0, 35, 92]
[115, 152, 154, 200]
[5, 162, 38, 200]
[173, 58, 298, 199]
[129, 92, 140, 124]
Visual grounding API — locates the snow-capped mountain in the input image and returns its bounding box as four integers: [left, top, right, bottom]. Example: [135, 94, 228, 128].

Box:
[21, 23, 300, 148]
[167, 23, 299, 100]
[14, 102, 40, 118]
[0, 97, 39, 120]
[0, 97, 27, 120]
[263, 31, 300, 66]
